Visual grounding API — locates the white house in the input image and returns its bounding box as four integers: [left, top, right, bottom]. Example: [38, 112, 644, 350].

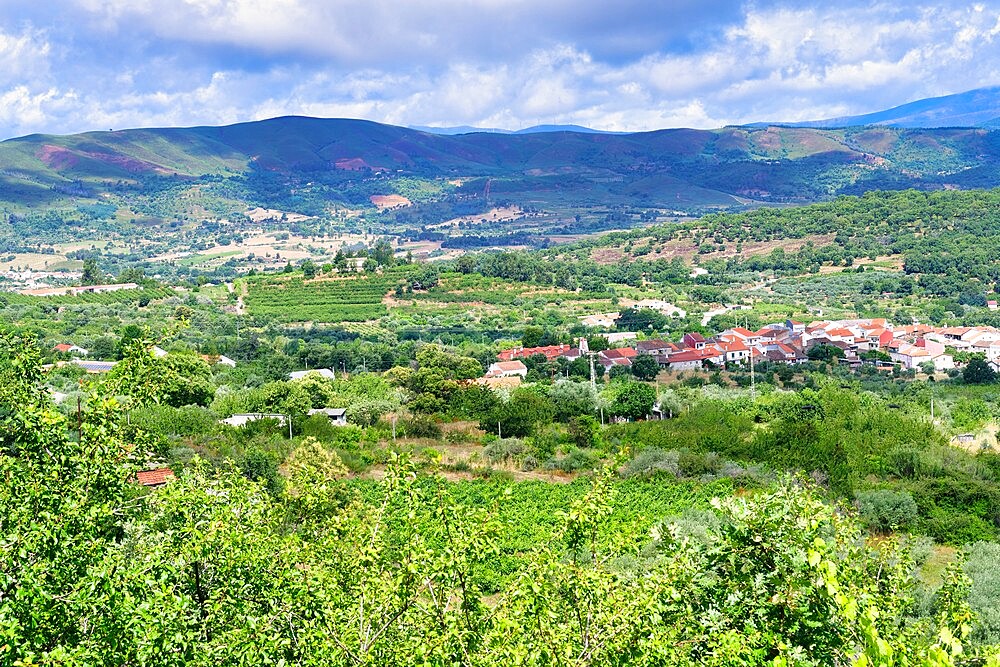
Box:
[289, 368, 337, 381]
[486, 360, 528, 378]
[308, 407, 348, 426]
[220, 413, 287, 427]
[53, 343, 88, 356]
[633, 299, 686, 318]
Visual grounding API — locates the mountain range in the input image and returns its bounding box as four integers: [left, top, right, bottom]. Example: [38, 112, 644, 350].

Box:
[3, 88, 1000, 224]
[780, 86, 1000, 129]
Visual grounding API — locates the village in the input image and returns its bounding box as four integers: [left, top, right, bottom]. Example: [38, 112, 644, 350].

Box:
[478, 316, 1000, 387]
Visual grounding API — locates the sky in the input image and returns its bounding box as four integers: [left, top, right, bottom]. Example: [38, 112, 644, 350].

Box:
[0, 1, 999, 139]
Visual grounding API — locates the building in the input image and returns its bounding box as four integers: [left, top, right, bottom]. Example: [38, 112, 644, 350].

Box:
[201, 354, 237, 367]
[632, 299, 686, 318]
[634, 339, 678, 355]
[486, 360, 529, 378]
[289, 368, 337, 381]
[474, 375, 523, 390]
[53, 343, 88, 356]
[663, 348, 723, 371]
[71, 360, 116, 373]
[220, 413, 288, 427]
[307, 408, 348, 426]
[135, 467, 175, 487]
[681, 333, 707, 350]
[579, 313, 619, 328]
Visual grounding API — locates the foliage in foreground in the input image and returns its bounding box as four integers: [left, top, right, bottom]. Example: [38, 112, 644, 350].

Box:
[2, 331, 999, 666]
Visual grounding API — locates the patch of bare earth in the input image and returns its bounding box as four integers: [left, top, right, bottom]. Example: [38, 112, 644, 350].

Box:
[370, 194, 412, 209]
[591, 248, 627, 265]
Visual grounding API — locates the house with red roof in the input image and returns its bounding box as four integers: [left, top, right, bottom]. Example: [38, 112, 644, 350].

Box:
[713, 338, 750, 363]
[486, 360, 528, 378]
[53, 343, 88, 356]
[135, 467, 175, 487]
[498, 344, 574, 362]
[681, 332, 707, 350]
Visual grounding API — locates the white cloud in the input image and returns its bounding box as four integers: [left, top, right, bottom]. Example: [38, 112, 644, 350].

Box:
[1, 2, 1000, 138]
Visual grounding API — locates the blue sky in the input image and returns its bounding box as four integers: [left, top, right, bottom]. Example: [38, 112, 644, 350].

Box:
[0, 1, 998, 139]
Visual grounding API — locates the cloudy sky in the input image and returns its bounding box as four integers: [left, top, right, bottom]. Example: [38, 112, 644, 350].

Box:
[0, 1, 998, 139]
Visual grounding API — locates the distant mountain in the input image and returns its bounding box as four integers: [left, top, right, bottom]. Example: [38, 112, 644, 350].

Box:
[410, 123, 621, 135]
[3, 116, 1000, 220]
[771, 86, 1000, 129]
[409, 124, 512, 135]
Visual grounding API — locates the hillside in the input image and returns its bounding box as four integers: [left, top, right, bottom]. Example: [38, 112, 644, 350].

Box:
[4, 116, 1000, 279]
[4, 117, 1000, 213]
[778, 86, 1000, 129]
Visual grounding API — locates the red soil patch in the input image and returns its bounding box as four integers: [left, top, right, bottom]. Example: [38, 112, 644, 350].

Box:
[37, 144, 169, 174]
[370, 194, 412, 209]
[335, 157, 373, 170]
[591, 248, 627, 265]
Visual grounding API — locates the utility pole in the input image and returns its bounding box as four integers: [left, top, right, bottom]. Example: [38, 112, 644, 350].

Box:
[747, 316, 756, 400]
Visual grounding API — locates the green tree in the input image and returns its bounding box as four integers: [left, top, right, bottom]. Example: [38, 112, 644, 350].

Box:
[301, 259, 317, 279]
[608, 381, 656, 420]
[481, 388, 555, 437]
[81, 257, 105, 286]
[964, 358, 997, 385]
[521, 325, 544, 348]
[630, 353, 660, 380]
[160, 353, 215, 407]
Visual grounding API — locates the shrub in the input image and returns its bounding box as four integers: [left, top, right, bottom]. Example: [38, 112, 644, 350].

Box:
[621, 448, 681, 479]
[566, 415, 601, 449]
[677, 449, 722, 477]
[404, 415, 442, 439]
[240, 447, 284, 495]
[855, 489, 918, 533]
[298, 414, 340, 440]
[483, 438, 526, 464]
[528, 427, 561, 460]
[520, 454, 539, 471]
[965, 541, 1000, 645]
[545, 447, 600, 473]
[132, 404, 218, 437]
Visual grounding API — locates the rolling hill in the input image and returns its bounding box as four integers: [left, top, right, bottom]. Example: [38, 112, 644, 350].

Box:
[773, 86, 1000, 129]
[3, 116, 1000, 227]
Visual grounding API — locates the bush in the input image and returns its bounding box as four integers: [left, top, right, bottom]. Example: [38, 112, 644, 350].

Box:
[483, 438, 526, 464]
[132, 404, 218, 437]
[855, 489, 918, 533]
[677, 449, 722, 477]
[545, 447, 600, 473]
[965, 541, 1000, 646]
[298, 414, 340, 441]
[621, 448, 681, 479]
[566, 415, 601, 449]
[240, 448, 284, 495]
[404, 415, 442, 439]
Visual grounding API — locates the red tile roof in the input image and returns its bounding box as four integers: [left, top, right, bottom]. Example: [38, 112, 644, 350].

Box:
[493, 360, 527, 372]
[498, 344, 573, 361]
[53, 343, 74, 352]
[136, 467, 175, 487]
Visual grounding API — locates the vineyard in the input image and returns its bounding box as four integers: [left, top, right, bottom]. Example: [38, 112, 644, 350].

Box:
[243, 272, 398, 323]
[413, 272, 611, 305]
[0, 287, 174, 306]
